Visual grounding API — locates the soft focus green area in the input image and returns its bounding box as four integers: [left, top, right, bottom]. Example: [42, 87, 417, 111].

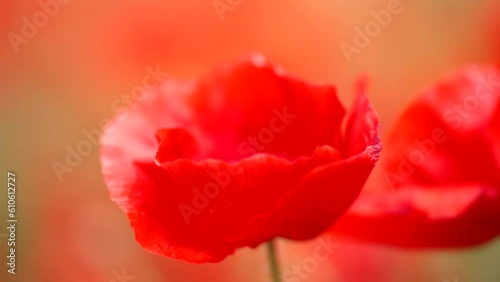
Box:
[1, 0, 499, 281]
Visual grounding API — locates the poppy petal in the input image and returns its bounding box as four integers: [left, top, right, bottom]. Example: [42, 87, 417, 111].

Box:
[334, 185, 500, 247]
[385, 66, 500, 187]
[186, 54, 346, 162]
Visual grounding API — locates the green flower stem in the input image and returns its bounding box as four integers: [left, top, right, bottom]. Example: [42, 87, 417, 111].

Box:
[267, 240, 282, 282]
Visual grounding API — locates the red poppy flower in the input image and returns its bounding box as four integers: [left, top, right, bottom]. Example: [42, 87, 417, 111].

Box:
[333, 65, 500, 247]
[100, 54, 381, 262]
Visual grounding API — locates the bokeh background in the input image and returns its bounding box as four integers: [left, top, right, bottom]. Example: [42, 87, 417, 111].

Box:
[1, 0, 500, 281]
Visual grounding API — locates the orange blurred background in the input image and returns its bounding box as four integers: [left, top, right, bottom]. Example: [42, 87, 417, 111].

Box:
[1, 0, 500, 281]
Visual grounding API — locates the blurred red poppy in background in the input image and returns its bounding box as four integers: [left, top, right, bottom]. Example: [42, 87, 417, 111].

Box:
[100, 54, 381, 263]
[333, 65, 500, 247]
